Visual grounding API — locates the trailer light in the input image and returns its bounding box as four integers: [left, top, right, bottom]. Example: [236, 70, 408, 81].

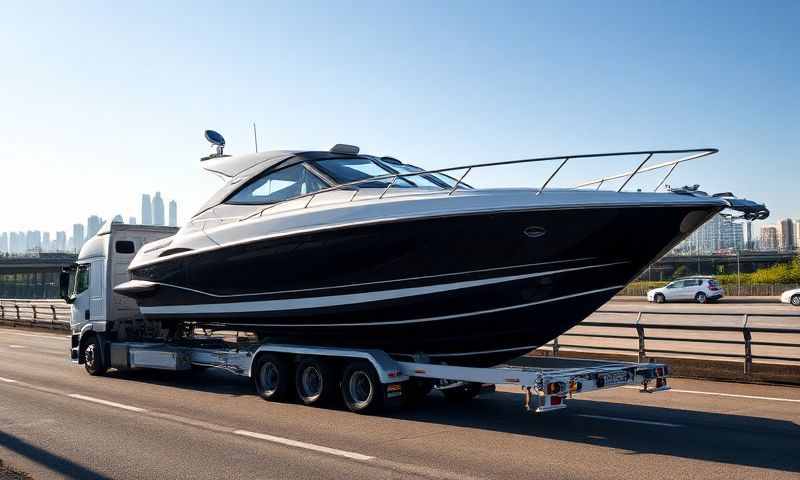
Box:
[386, 383, 402, 392]
[546, 382, 562, 394]
[550, 395, 562, 406]
[388, 370, 398, 378]
[414, 369, 426, 374]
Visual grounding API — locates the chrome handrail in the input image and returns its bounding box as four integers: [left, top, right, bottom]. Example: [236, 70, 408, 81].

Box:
[246, 148, 718, 219]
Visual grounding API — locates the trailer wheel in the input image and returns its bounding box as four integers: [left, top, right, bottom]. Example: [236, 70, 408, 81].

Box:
[341, 360, 385, 414]
[253, 353, 293, 401]
[83, 335, 107, 376]
[295, 358, 337, 406]
[441, 382, 482, 403]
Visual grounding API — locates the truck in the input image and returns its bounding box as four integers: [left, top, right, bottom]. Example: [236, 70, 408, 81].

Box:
[61, 222, 670, 414]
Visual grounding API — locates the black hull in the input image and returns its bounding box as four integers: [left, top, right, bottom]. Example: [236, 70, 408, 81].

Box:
[128, 204, 719, 366]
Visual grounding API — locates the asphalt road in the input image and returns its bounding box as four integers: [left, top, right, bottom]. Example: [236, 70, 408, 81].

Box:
[0, 327, 798, 480]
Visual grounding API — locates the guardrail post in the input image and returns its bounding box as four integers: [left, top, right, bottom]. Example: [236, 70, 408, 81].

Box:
[635, 312, 646, 363]
[0, 305, 4, 320]
[50, 305, 57, 329]
[32, 305, 37, 326]
[552, 337, 560, 357]
[742, 314, 752, 376]
[14, 305, 20, 327]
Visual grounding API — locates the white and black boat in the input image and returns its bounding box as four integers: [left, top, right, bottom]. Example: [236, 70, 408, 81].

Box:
[116, 133, 768, 366]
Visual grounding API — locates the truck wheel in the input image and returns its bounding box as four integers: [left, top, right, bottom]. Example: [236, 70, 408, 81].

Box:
[654, 293, 665, 304]
[295, 358, 337, 406]
[441, 382, 482, 403]
[253, 353, 293, 401]
[341, 360, 384, 414]
[695, 292, 707, 304]
[83, 335, 107, 376]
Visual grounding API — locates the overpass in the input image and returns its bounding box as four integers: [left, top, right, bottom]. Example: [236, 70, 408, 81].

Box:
[0, 253, 77, 298]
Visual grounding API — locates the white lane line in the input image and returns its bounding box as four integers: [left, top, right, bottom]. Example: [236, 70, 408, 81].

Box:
[234, 430, 375, 461]
[0, 376, 18, 383]
[0, 330, 67, 341]
[576, 414, 683, 428]
[68, 394, 147, 413]
[8, 345, 25, 349]
[623, 386, 800, 403]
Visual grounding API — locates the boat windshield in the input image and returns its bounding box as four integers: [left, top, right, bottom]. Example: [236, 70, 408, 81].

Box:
[312, 158, 420, 188]
[377, 160, 466, 189]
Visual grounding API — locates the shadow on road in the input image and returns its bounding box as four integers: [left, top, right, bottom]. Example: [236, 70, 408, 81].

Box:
[0, 431, 111, 480]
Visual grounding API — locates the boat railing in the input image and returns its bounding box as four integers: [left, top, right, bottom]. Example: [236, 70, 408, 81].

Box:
[249, 148, 718, 219]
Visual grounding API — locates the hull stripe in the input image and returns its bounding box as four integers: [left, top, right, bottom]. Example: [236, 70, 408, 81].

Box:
[140, 262, 627, 315]
[151, 284, 626, 327]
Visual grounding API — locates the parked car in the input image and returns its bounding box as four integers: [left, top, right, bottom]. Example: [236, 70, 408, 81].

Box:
[780, 288, 800, 306]
[647, 277, 724, 304]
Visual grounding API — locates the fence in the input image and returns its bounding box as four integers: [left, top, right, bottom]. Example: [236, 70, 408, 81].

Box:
[543, 308, 800, 376]
[619, 282, 799, 297]
[0, 299, 70, 330]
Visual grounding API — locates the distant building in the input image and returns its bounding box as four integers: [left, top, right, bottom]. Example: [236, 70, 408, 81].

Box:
[168, 200, 178, 227]
[72, 223, 85, 252]
[43, 232, 51, 251]
[760, 225, 779, 251]
[779, 218, 796, 251]
[141, 194, 153, 225]
[128, 216, 136, 225]
[153, 192, 165, 226]
[795, 220, 800, 252]
[0, 232, 7, 253]
[112, 214, 124, 223]
[673, 214, 744, 254]
[87, 215, 103, 240]
[55, 231, 66, 251]
[26, 230, 42, 252]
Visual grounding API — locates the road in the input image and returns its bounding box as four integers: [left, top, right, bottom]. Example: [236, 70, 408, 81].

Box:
[0, 328, 798, 479]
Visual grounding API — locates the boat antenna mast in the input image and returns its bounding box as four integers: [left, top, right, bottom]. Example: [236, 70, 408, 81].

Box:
[252, 122, 258, 153]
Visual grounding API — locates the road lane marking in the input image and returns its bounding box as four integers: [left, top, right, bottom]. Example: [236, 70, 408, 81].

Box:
[0, 330, 67, 341]
[234, 429, 375, 461]
[623, 386, 800, 403]
[8, 345, 25, 349]
[0, 376, 17, 383]
[576, 414, 683, 427]
[68, 394, 147, 412]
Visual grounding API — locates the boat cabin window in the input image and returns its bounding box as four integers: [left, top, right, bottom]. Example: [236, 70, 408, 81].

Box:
[227, 164, 328, 205]
[312, 158, 416, 188]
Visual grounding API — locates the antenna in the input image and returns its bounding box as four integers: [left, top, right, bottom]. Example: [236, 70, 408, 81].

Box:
[252, 122, 258, 153]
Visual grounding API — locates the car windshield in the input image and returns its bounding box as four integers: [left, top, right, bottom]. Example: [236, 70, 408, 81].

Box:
[313, 158, 416, 188]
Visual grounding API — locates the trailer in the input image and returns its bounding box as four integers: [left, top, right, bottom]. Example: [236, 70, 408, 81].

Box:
[61, 222, 669, 414]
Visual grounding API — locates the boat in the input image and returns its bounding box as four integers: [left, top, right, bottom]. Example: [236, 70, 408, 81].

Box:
[115, 132, 768, 367]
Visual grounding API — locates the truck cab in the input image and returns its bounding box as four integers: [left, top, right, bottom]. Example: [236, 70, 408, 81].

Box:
[60, 221, 178, 370]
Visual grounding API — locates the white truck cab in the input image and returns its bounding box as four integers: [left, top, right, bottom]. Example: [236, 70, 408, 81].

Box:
[60, 221, 178, 367]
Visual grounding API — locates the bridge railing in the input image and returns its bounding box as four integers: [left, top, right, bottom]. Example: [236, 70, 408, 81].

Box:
[619, 283, 800, 297]
[0, 299, 70, 330]
[542, 308, 800, 376]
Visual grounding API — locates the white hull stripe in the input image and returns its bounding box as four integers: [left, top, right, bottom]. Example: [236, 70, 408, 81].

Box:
[140, 262, 627, 315]
[154, 284, 626, 327]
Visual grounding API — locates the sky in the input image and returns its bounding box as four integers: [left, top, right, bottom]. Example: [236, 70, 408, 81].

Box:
[0, 1, 797, 235]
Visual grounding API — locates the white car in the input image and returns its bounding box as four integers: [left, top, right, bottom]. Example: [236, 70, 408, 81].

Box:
[780, 288, 800, 306]
[647, 277, 724, 304]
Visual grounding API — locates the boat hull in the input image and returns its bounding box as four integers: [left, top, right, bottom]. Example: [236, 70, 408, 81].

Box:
[126, 204, 720, 366]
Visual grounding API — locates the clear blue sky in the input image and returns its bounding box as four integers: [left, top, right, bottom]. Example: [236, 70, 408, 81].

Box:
[1, 1, 797, 234]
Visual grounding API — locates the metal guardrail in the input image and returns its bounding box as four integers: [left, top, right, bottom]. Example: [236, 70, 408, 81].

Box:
[0, 299, 70, 330]
[545, 309, 800, 375]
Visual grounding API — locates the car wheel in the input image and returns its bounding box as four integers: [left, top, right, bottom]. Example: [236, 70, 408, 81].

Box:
[654, 293, 665, 304]
[791, 294, 800, 307]
[695, 292, 707, 304]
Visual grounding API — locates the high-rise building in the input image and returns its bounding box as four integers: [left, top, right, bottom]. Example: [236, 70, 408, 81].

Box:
[56, 231, 66, 251]
[87, 215, 103, 239]
[26, 230, 42, 252]
[779, 218, 796, 251]
[43, 232, 51, 251]
[673, 214, 744, 254]
[168, 200, 178, 227]
[72, 224, 85, 252]
[0, 232, 7, 253]
[142, 194, 153, 225]
[128, 216, 136, 225]
[795, 220, 800, 252]
[112, 214, 123, 223]
[153, 192, 165, 226]
[760, 225, 779, 251]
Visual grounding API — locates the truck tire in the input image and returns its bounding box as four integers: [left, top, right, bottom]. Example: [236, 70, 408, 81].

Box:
[441, 382, 482, 403]
[295, 358, 337, 406]
[83, 335, 108, 376]
[253, 353, 293, 401]
[341, 360, 385, 414]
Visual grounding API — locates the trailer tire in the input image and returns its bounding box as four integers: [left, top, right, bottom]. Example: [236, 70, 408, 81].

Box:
[83, 334, 107, 376]
[441, 382, 482, 403]
[341, 360, 385, 414]
[295, 358, 337, 406]
[253, 353, 293, 402]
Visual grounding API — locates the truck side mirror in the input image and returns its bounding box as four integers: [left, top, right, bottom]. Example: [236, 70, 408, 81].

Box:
[59, 269, 73, 303]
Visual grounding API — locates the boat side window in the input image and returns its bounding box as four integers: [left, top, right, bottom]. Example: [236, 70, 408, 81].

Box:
[74, 264, 90, 295]
[227, 164, 328, 205]
[312, 158, 416, 188]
